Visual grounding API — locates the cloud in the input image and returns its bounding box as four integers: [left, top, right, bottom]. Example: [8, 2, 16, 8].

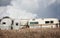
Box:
[6, 6, 37, 19]
[0, 0, 11, 6]
[0, 7, 9, 18]
[10, 0, 39, 12]
[0, 0, 59, 19]
[57, 0, 60, 4]
[0, 0, 11, 18]
[34, 0, 57, 18]
[6, 0, 38, 19]
[8, 0, 56, 19]
[56, 0, 60, 19]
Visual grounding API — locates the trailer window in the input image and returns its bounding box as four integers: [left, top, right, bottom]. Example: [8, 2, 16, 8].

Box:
[16, 23, 18, 26]
[45, 21, 49, 24]
[2, 22, 6, 24]
[50, 21, 53, 23]
[59, 20, 60, 22]
[30, 22, 38, 24]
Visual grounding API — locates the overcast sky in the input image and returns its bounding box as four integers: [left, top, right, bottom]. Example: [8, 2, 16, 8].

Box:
[0, 0, 60, 19]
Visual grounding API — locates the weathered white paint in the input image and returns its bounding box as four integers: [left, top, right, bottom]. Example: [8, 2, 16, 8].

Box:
[20, 19, 29, 26]
[13, 19, 20, 30]
[0, 18, 12, 30]
[0, 18, 59, 30]
[28, 18, 59, 28]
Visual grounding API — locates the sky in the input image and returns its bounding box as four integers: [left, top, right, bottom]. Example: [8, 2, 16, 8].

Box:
[0, 0, 60, 19]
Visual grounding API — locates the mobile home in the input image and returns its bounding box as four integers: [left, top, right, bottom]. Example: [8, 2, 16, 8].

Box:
[0, 16, 59, 30]
[28, 18, 59, 28]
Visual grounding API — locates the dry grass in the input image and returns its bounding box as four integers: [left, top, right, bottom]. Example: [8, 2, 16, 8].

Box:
[0, 28, 60, 38]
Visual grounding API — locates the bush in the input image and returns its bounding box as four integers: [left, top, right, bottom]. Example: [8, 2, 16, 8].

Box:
[0, 28, 60, 38]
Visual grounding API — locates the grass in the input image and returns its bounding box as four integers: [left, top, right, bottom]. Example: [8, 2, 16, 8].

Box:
[0, 28, 60, 38]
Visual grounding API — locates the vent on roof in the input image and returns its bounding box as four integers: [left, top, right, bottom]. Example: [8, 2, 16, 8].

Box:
[32, 19, 35, 21]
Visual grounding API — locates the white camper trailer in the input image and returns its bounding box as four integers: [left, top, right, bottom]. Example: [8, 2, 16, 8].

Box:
[28, 18, 59, 28]
[0, 17, 12, 30]
[13, 19, 20, 30]
[0, 17, 59, 30]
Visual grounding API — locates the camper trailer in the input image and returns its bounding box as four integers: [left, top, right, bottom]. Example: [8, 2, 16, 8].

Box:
[0, 16, 59, 30]
[0, 17, 12, 30]
[28, 18, 59, 28]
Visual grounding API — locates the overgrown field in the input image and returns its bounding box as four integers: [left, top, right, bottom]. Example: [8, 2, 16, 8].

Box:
[0, 28, 60, 38]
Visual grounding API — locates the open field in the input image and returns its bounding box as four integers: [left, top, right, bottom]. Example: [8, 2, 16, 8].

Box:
[0, 28, 60, 38]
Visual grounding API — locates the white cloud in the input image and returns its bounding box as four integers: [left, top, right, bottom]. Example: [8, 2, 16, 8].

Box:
[6, 0, 38, 19]
[0, 7, 9, 18]
[6, 6, 37, 19]
[0, 0, 57, 19]
[11, 0, 39, 11]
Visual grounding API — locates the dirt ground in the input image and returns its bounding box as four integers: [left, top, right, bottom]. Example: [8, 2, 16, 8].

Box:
[0, 28, 60, 38]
